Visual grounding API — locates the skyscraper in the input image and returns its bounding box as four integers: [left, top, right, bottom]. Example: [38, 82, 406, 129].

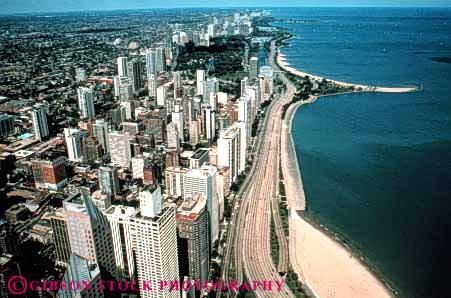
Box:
[244, 85, 259, 122]
[173, 71, 182, 90]
[63, 193, 116, 276]
[236, 121, 247, 174]
[148, 73, 158, 97]
[146, 47, 166, 75]
[108, 131, 133, 168]
[155, 47, 166, 73]
[64, 128, 88, 163]
[189, 148, 209, 170]
[167, 122, 180, 150]
[237, 95, 251, 146]
[217, 124, 241, 183]
[92, 119, 109, 154]
[164, 166, 188, 198]
[146, 48, 157, 75]
[240, 77, 249, 97]
[207, 24, 216, 38]
[203, 77, 219, 101]
[98, 165, 120, 197]
[132, 188, 180, 298]
[201, 104, 215, 142]
[117, 57, 128, 77]
[77, 87, 95, 119]
[31, 104, 49, 141]
[119, 78, 133, 102]
[189, 119, 200, 145]
[196, 69, 205, 96]
[183, 164, 218, 244]
[249, 57, 258, 80]
[127, 59, 144, 92]
[104, 205, 137, 279]
[157, 85, 167, 107]
[0, 113, 14, 138]
[176, 194, 209, 285]
[49, 209, 71, 266]
[171, 105, 184, 143]
[58, 254, 103, 298]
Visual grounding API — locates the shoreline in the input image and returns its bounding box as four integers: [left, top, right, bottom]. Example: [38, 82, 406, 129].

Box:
[277, 44, 400, 297]
[277, 53, 420, 93]
[283, 97, 395, 298]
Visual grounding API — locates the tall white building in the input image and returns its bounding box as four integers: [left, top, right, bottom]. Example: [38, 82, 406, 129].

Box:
[249, 57, 258, 80]
[148, 74, 158, 97]
[245, 86, 259, 122]
[104, 205, 137, 279]
[260, 65, 274, 81]
[189, 120, 200, 145]
[166, 122, 180, 150]
[217, 124, 241, 182]
[196, 69, 205, 96]
[240, 77, 249, 97]
[92, 119, 109, 154]
[139, 187, 162, 218]
[117, 57, 128, 77]
[77, 87, 95, 119]
[164, 166, 188, 198]
[108, 131, 132, 168]
[131, 156, 148, 179]
[237, 95, 251, 146]
[157, 85, 167, 107]
[131, 202, 180, 298]
[207, 24, 216, 38]
[31, 104, 49, 141]
[104, 194, 180, 298]
[64, 128, 88, 163]
[216, 92, 228, 105]
[236, 121, 247, 173]
[183, 164, 218, 244]
[155, 47, 166, 73]
[146, 47, 166, 75]
[171, 105, 184, 143]
[201, 104, 215, 142]
[113, 76, 120, 97]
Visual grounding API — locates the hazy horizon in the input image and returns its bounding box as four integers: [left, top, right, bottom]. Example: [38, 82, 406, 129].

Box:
[1, 0, 451, 14]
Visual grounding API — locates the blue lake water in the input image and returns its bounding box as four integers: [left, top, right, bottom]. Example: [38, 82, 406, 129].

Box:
[272, 7, 451, 298]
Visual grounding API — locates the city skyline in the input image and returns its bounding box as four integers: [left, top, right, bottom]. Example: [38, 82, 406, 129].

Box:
[1, 0, 451, 14]
[0, 4, 449, 298]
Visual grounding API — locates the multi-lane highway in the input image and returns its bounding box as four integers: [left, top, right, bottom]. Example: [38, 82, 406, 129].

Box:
[219, 40, 296, 298]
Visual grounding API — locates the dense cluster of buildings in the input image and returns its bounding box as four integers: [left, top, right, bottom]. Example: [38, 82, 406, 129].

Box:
[0, 9, 274, 298]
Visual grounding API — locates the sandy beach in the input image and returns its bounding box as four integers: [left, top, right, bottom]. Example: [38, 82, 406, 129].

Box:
[277, 53, 418, 93]
[277, 53, 396, 297]
[283, 100, 394, 298]
[289, 211, 393, 298]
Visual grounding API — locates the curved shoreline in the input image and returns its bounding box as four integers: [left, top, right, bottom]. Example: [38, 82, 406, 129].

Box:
[278, 53, 420, 93]
[284, 96, 395, 298]
[277, 45, 402, 297]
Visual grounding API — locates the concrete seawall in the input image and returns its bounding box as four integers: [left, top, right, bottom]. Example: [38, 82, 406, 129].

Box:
[280, 99, 311, 211]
